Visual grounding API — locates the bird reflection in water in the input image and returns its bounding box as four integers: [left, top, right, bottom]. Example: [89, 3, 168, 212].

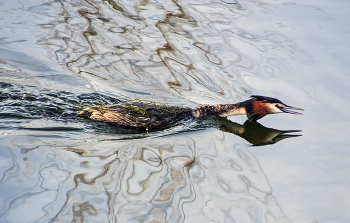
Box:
[218, 118, 301, 146]
[96, 117, 302, 147]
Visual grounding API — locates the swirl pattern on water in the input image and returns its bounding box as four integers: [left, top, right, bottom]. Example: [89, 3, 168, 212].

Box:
[0, 130, 290, 223]
[41, 0, 310, 104]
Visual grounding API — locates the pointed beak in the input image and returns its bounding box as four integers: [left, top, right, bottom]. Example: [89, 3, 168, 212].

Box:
[279, 105, 304, 115]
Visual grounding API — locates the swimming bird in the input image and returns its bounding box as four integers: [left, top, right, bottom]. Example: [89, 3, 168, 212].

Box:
[78, 95, 303, 131]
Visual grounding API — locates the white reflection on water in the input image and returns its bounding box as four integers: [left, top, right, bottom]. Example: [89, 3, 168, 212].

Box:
[39, 0, 311, 105]
[0, 130, 289, 223]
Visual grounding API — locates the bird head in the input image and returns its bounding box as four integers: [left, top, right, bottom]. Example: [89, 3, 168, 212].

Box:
[246, 95, 304, 122]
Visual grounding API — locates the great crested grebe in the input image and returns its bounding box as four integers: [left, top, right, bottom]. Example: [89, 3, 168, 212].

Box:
[78, 95, 303, 130]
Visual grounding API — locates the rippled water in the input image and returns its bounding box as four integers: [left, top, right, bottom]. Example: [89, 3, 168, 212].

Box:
[1, 0, 350, 222]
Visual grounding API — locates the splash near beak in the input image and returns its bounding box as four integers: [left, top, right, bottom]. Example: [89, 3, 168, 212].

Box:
[279, 105, 304, 115]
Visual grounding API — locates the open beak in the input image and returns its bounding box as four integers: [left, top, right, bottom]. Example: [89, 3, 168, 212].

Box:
[279, 105, 304, 115]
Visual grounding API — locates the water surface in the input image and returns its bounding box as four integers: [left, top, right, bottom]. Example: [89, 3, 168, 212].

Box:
[1, 0, 350, 222]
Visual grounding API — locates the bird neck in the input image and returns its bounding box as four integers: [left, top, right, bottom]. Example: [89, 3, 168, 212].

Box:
[192, 101, 248, 118]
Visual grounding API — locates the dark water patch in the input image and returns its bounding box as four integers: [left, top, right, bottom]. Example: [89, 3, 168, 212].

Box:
[0, 81, 121, 117]
[0, 81, 203, 136]
[18, 126, 84, 131]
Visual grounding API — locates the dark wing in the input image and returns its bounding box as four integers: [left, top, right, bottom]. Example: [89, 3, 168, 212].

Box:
[90, 102, 193, 130]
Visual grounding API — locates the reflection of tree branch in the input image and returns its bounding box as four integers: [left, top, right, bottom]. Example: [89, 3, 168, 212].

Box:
[218, 117, 302, 146]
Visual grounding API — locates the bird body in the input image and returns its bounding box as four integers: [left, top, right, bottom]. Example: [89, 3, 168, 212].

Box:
[78, 101, 193, 130]
[78, 95, 303, 130]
